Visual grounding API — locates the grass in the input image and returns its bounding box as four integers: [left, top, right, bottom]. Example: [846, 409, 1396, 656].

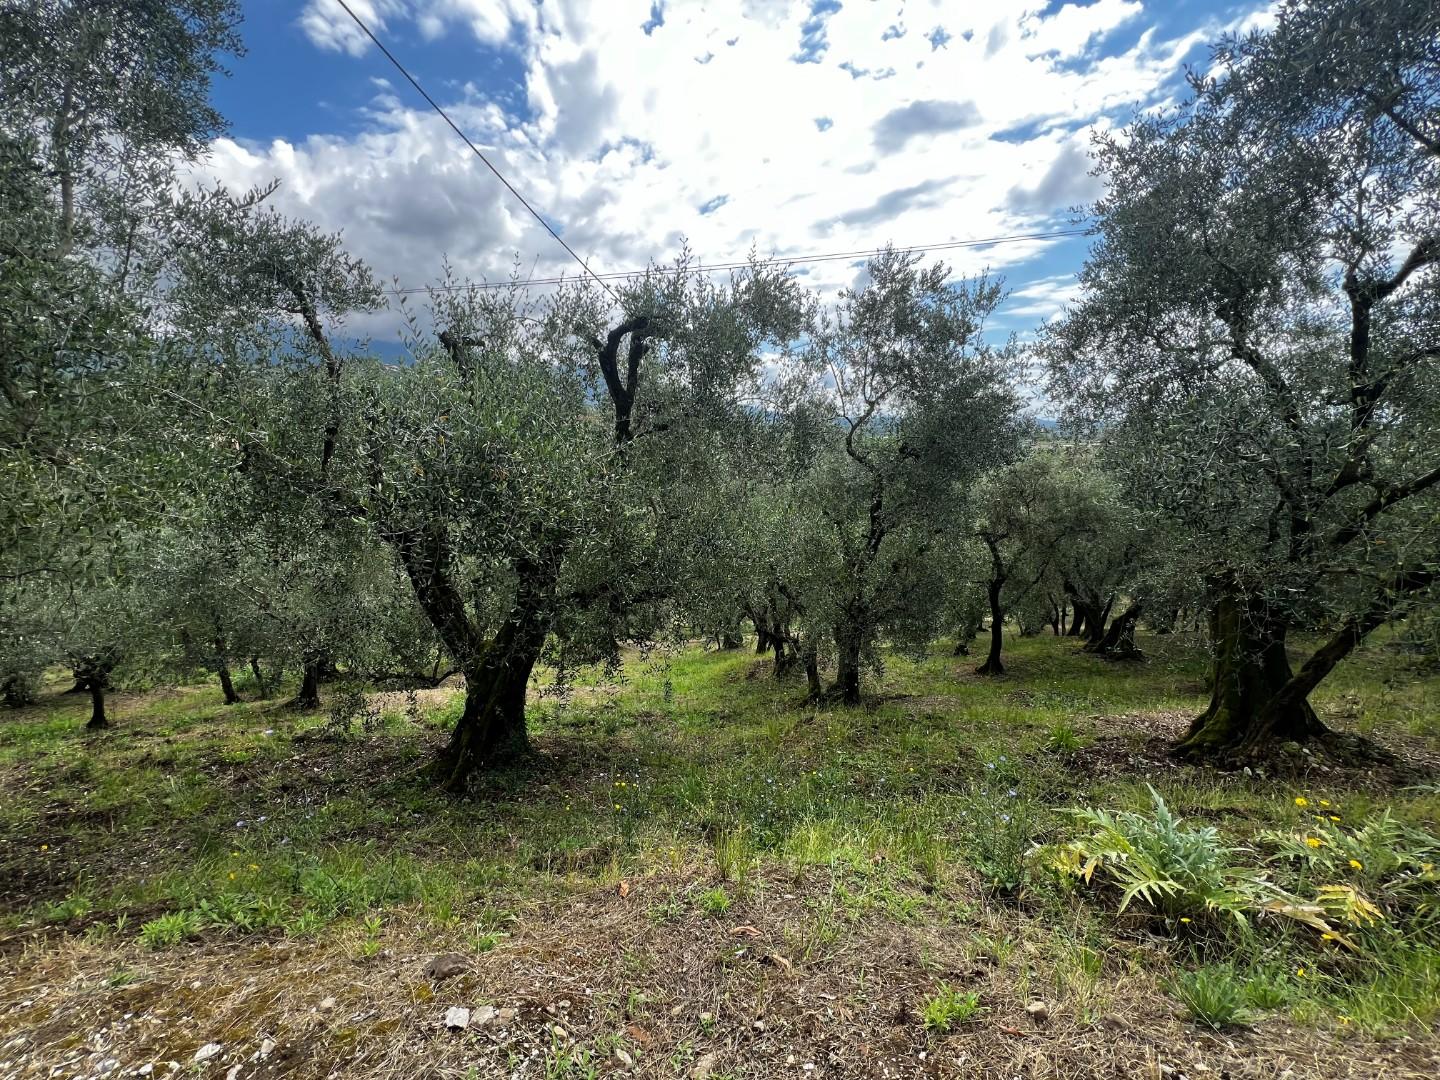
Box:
[922, 983, 985, 1032]
[1168, 964, 1250, 1029]
[1, 631, 1437, 1078]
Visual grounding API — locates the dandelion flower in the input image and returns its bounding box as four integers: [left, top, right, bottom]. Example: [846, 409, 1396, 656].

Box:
[1321, 932, 1336, 941]
[1295, 797, 1309, 807]
[1349, 859, 1363, 871]
[1296, 967, 1307, 978]
[1305, 837, 1323, 848]
[39, 844, 48, 852]
[1319, 799, 1331, 808]
[1329, 815, 1340, 822]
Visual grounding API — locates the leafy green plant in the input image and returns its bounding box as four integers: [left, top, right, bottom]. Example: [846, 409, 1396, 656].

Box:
[1045, 722, 1085, 753]
[139, 909, 203, 949]
[922, 983, 984, 1032]
[1242, 965, 1295, 1011]
[956, 782, 1040, 895]
[1259, 806, 1439, 932]
[359, 914, 383, 958]
[1169, 964, 1249, 1029]
[697, 887, 731, 915]
[1055, 788, 1404, 949]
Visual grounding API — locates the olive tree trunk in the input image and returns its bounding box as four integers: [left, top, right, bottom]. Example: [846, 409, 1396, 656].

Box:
[434, 614, 544, 793]
[976, 577, 1005, 676]
[1173, 590, 1325, 760]
[832, 621, 863, 704]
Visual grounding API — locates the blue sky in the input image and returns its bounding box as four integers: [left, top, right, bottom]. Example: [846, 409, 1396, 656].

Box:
[196, 1, 1273, 344]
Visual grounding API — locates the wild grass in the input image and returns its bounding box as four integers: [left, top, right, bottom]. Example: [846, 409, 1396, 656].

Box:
[2, 630, 1436, 1044]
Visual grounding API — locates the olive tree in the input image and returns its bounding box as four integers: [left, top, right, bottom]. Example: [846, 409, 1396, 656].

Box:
[1045, 0, 1440, 761]
[790, 249, 1022, 702]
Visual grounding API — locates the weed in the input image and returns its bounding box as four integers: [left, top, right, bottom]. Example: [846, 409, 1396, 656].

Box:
[713, 825, 752, 882]
[697, 886, 731, 915]
[1169, 964, 1249, 1029]
[139, 909, 203, 949]
[1242, 965, 1295, 1011]
[1045, 721, 1085, 752]
[922, 983, 984, 1033]
[359, 914, 384, 958]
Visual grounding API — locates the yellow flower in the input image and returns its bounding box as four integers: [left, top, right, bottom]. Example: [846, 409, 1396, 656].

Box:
[248, 863, 259, 871]
[1337, 1015, 1352, 1026]
[1328, 815, 1340, 823]
[1305, 837, 1323, 848]
[1319, 799, 1331, 807]
[1321, 932, 1336, 941]
[1296, 967, 1307, 978]
[1349, 859, 1363, 871]
[39, 844, 48, 851]
[1295, 797, 1309, 807]
[1179, 917, 1191, 924]
[614, 804, 622, 810]
[228, 872, 237, 881]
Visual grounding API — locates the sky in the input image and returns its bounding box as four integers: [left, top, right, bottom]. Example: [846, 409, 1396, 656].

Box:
[195, 0, 1275, 346]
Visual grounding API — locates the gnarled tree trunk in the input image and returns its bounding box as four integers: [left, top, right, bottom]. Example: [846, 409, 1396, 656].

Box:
[803, 642, 822, 700]
[832, 620, 863, 704]
[217, 661, 239, 705]
[76, 654, 116, 730]
[1089, 601, 1143, 659]
[87, 679, 107, 729]
[435, 612, 545, 792]
[1173, 589, 1325, 760]
[214, 636, 239, 704]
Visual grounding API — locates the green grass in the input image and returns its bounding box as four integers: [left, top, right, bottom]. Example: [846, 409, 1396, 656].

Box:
[922, 983, 985, 1032]
[2, 630, 1437, 1041]
[1168, 964, 1250, 1029]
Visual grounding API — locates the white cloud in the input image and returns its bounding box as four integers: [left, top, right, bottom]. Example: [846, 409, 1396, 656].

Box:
[1004, 272, 1086, 320]
[299, 0, 405, 58]
[234, 0, 1268, 338]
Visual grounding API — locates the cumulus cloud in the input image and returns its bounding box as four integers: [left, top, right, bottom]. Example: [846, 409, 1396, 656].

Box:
[828, 177, 954, 228]
[872, 99, 982, 153]
[212, 0, 1269, 337]
[1007, 140, 1105, 214]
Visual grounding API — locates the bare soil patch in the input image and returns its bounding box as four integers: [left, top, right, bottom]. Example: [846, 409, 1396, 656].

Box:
[2, 875, 1435, 1079]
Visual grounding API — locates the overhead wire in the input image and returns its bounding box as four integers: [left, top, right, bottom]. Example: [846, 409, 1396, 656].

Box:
[329, 1, 1095, 303]
[388, 227, 1095, 295]
[331, 0, 621, 303]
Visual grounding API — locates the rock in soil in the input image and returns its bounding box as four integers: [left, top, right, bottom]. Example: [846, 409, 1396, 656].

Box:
[425, 953, 470, 981]
[444, 1006, 470, 1031]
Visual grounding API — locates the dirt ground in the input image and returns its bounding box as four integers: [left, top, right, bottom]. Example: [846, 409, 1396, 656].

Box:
[3, 871, 1437, 1080]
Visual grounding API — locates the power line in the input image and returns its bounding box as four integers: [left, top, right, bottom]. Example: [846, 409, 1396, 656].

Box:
[387, 226, 1094, 296]
[331, 0, 620, 303]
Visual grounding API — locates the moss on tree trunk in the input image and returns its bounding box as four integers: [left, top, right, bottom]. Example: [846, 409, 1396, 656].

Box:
[1173, 589, 1325, 761]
